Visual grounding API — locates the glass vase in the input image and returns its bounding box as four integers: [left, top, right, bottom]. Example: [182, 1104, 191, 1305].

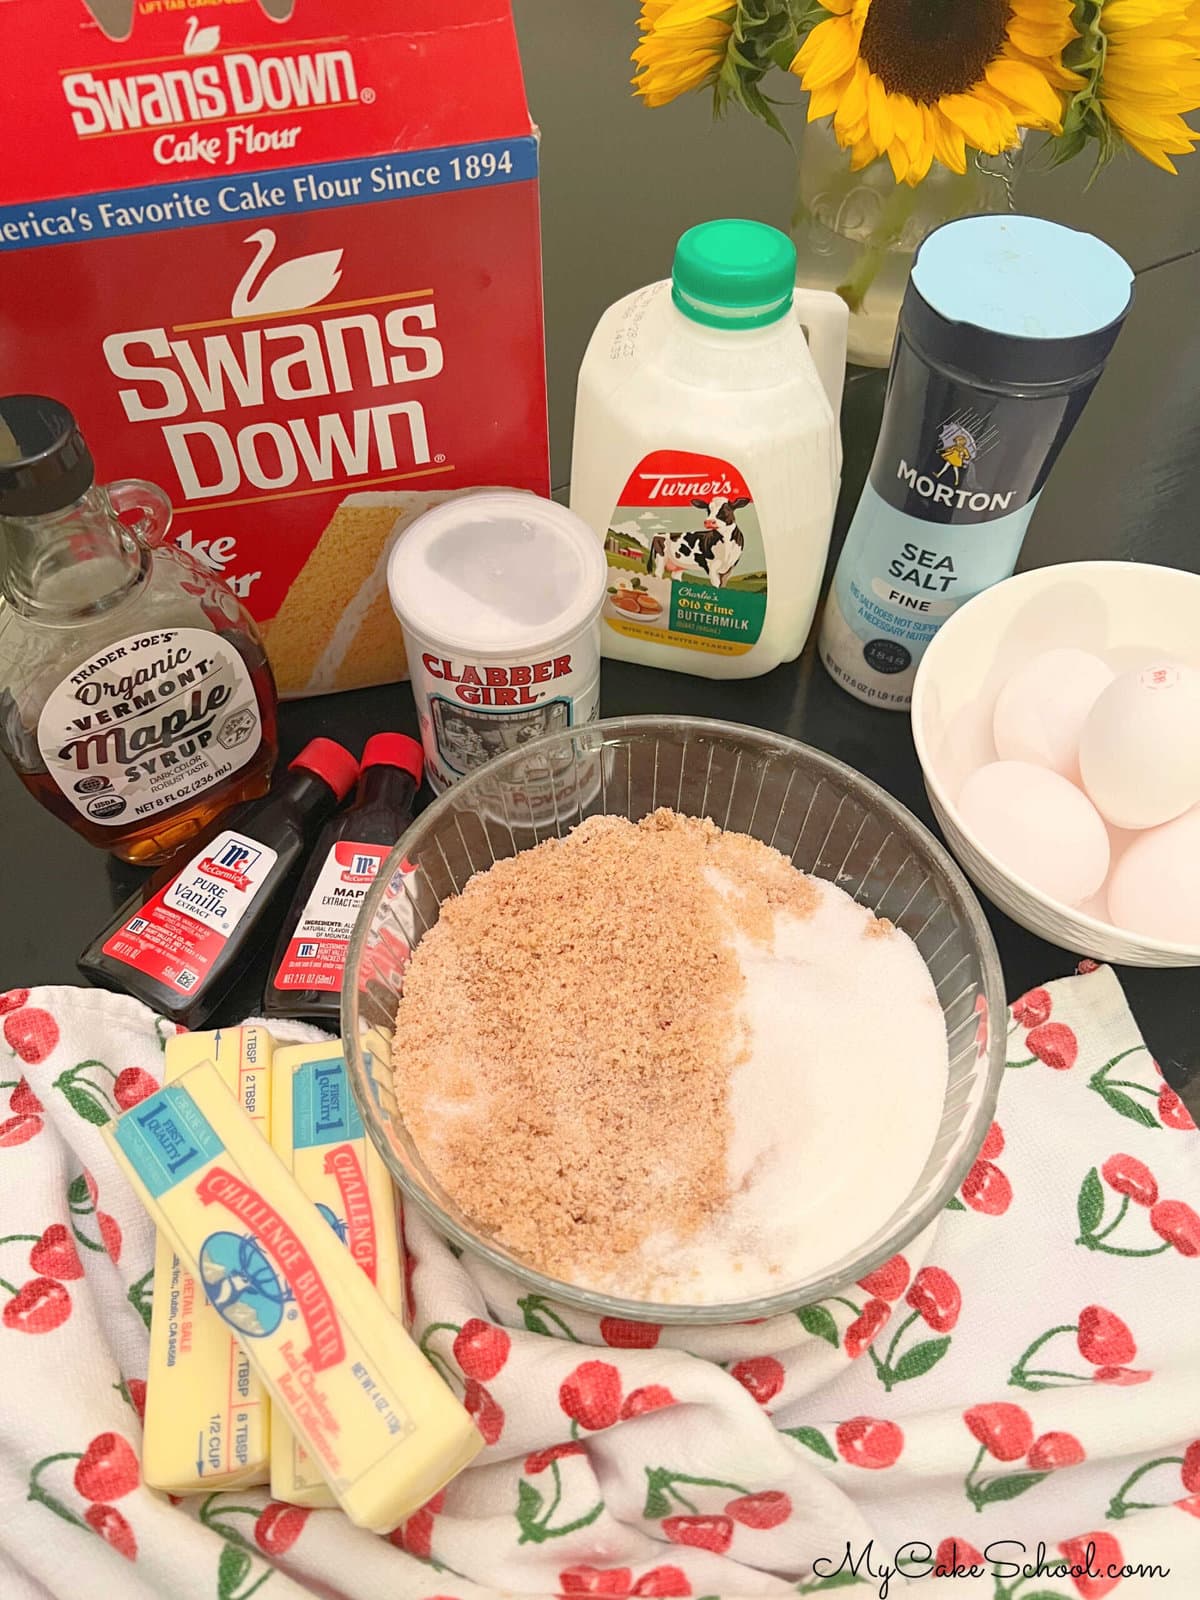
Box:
[793, 116, 1021, 367]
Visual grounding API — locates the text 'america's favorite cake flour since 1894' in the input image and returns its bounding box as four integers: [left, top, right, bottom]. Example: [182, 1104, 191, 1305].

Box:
[1, 0, 549, 699]
[391, 810, 950, 1304]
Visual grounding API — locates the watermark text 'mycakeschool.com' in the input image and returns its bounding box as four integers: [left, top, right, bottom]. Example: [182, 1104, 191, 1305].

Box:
[813, 1538, 1171, 1598]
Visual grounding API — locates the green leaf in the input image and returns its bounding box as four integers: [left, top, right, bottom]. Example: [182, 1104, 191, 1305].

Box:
[973, 1470, 1049, 1506]
[56, 1080, 109, 1127]
[643, 1466, 673, 1519]
[519, 1296, 554, 1336]
[67, 1174, 92, 1210]
[1095, 1083, 1159, 1129]
[217, 1543, 251, 1600]
[802, 1572, 871, 1591]
[946, 1195, 967, 1211]
[796, 1303, 839, 1347]
[783, 1425, 836, 1462]
[515, 1476, 543, 1530]
[892, 1336, 951, 1384]
[127, 1268, 154, 1330]
[1077, 1166, 1104, 1237]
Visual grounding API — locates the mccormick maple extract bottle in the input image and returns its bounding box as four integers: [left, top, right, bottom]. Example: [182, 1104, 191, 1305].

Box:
[0, 395, 278, 864]
[80, 738, 359, 1027]
[264, 732, 424, 1023]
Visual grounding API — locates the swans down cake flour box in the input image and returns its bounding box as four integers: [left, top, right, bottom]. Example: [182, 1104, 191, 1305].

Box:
[1, 0, 549, 696]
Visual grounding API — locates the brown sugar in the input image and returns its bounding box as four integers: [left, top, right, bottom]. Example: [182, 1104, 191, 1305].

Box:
[390, 809, 819, 1287]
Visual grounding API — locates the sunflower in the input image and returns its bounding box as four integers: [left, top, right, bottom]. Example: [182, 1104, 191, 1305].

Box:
[790, 0, 1082, 184]
[632, 0, 736, 108]
[1097, 0, 1200, 172]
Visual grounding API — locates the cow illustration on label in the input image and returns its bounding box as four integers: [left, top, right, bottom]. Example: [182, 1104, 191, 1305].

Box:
[648, 495, 749, 589]
[604, 452, 767, 658]
[199, 1230, 290, 1337]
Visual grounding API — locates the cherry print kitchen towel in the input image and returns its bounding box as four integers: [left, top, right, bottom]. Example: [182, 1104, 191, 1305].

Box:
[0, 970, 1196, 1598]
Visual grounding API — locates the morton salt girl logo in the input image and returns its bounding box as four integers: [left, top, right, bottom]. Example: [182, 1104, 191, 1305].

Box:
[61, 22, 363, 167]
[895, 411, 1016, 514]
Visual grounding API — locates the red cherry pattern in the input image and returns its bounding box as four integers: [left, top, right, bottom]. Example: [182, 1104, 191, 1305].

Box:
[980, 1121, 1004, 1160]
[856, 1253, 910, 1300]
[452, 1318, 510, 1382]
[526, 1441, 586, 1474]
[1058, 1531, 1123, 1599]
[620, 1384, 676, 1419]
[1150, 1198, 1200, 1256]
[0, 989, 30, 1015]
[844, 1296, 890, 1359]
[1012, 988, 1052, 1029]
[730, 1355, 784, 1405]
[123, 1378, 147, 1423]
[9, 1078, 43, 1116]
[1028, 1431, 1086, 1470]
[98, 1212, 122, 1263]
[724, 1489, 791, 1529]
[630, 1569, 691, 1598]
[3, 1276, 71, 1333]
[84, 1503, 137, 1562]
[1077, 1306, 1136, 1367]
[906, 1266, 961, 1333]
[74, 1432, 139, 1501]
[1093, 1365, 1152, 1385]
[3, 1008, 59, 1064]
[961, 1159, 1012, 1216]
[464, 1378, 505, 1444]
[835, 1416, 904, 1469]
[1026, 1022, 1078, 1071]
[1175, 1495, 1200, 1519]
[113, 1068, 158, 1111]
[29, 1223, 83, 1281]
[1182, 1440, 1200, 1493]
[559, 1361, 622, 1431]
[1159, 1084, 1196, 1131]
[600, 1317, 661, 1348]
[934, 1538, 984, 1576]
[254, 1501, 311, 1555]
[661, 1513, 732, 1554]
[400, 1506, 434, 1559]
[0, 1114, 42, 1147]
[1101, 1153, 1158, 1207]
[964, 1402, 1033, 1462]
[557, 1566, 692, 1598]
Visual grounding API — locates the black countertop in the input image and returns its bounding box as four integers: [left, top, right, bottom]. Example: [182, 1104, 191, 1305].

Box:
[3, 364, 1197, 1109]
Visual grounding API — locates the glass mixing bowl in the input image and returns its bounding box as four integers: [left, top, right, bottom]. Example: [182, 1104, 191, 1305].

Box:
[343, 715, 1005, 1325]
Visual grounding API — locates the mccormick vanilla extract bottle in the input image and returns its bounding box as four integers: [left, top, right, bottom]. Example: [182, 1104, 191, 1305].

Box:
[80, 738, 359, 1027]
[0, 395, 278, 862]
[264, 732, 423, 1024]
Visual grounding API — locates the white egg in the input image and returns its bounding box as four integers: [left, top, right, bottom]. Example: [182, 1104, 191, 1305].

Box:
[1107, 805, 1200, 945]
[992, 647, 1114, 780]
[957, 760, 1110, 907]
[1079, 661, 1200, 829]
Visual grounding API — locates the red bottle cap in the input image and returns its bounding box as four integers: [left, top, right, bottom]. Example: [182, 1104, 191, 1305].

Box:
[289, 738, 359, 802]
[361, 733, 424, 784]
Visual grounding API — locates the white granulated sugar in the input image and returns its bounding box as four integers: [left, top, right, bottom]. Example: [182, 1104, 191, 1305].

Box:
[624, 872, 948, 1302]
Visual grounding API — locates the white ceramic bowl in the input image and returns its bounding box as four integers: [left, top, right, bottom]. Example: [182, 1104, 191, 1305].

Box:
[912, 561, 1200, 967]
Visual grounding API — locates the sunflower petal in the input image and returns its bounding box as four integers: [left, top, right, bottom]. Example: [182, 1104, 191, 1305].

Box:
[986, 57, 1067, 129]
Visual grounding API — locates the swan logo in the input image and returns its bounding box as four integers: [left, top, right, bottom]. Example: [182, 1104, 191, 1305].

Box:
[232, 230, 343, 318]
[183, 19, 221, 57]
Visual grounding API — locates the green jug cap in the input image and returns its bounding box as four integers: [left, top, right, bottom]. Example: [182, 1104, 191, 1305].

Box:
[672, 219, 796, 330]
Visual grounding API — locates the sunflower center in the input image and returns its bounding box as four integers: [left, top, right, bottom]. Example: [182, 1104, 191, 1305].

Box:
[859, 0, 1011, 103]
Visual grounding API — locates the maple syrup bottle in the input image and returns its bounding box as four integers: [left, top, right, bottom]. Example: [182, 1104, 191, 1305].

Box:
[79, 738, 359, 1027]
[0, 395, 277, 864]
[264, 732, 423, 1023]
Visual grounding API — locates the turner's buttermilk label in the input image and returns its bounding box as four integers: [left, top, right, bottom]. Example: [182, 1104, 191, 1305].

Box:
[2, 0, 548, 698]
[602, 451, 767, 658]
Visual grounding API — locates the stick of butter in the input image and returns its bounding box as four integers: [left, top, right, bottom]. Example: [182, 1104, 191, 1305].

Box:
[269, 1043, 404, 1508]
[143, 1026, 274, 1492]
[106, 1061, 481, 1532]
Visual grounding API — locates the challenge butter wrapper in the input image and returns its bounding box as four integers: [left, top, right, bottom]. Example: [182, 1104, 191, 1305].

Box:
[106, 1062, 480, 1532]
[269, 1043, 403, 1507]
[143, 1026, 274, 1493]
